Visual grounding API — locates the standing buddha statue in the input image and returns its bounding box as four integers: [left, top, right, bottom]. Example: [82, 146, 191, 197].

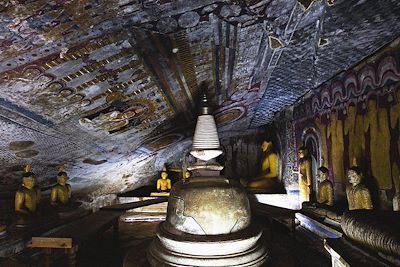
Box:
[346, 166, 373, 210]
[316, 167, 334, 206]
[50, 166, 72, 207]
[298, 146, 312, 203]
[15, 164, 41, 215]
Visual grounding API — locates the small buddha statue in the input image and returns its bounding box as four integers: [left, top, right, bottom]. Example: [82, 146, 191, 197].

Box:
[182, 170, 191, 182]
[247, 141, 281, 191]
[346, 166, 373, 210]
[298, 146, 312, 203]
[50, 166, 72, 207]
[157, 167, 171, 192]
[15, 165, 41, 215]
[316, 167, 334, 206]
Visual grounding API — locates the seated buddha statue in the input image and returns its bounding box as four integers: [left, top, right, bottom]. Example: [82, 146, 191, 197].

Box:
[157, 167, 172, 192]
[316, 167, 334, 206]
[298, 146, 312, 203]
[50, 166, 72, 209]
[247, 141, 283, 192]
[15, 165, 41, 216]
[346, 166, 373, 210]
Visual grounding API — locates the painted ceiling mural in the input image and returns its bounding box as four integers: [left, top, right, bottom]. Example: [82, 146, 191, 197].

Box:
[0, 0, 399, 201]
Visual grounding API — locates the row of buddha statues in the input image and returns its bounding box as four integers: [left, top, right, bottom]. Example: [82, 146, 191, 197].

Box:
[15, 164, 73, 216]
[1, 164, 74, 234]
[312, 164, 373, 210]
[298, 146, 374, 210]
[243, 140, 376, 211]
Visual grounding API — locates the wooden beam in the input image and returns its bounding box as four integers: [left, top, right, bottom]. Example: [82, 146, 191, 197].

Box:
[100, 197, 168, 211]
[31, 237, 73, 249]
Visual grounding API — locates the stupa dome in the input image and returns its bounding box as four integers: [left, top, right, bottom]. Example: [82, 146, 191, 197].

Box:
[146, 91, 268, 266]
[165, 177, 251, 235]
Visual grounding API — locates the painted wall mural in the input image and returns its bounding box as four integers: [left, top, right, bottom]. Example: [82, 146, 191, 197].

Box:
[293, 37, 400, 208]
[215, 82, 262, 131]
[0, 0, 399, 208]
[79, 98, 154, 133]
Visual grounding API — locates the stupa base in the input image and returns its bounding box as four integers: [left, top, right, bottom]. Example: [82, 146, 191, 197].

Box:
[147, 223, 269, 267]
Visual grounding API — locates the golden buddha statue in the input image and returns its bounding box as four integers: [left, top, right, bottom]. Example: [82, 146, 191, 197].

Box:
[15, 165, 41, 215]
[316, 167, 334, 206]
[346, 166, 373, 210]
[298, 146, 312, 203]
[183, 170, 191, 182]
[247, 141, 281, 191]
[157, 167, 172, 192]
[50, 166, 72, 207]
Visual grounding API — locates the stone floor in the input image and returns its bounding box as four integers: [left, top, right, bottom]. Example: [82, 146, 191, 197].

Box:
[0, 218, 331, 267]
[82, 218, 331, 267]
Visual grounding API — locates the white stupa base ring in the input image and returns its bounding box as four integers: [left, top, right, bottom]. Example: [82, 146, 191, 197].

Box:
[147, 223, 269, 267]
[147, 239, 268, 267]
[157, 222, 263, 256]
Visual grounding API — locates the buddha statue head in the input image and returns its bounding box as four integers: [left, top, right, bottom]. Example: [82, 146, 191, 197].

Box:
[22, 165, 36, 190]
[57, 166, 69, 186]
[161, 167, 168, 180]
[298, 146, 308, 160]
[183, 170, 191, 180]
[261, 141, 272, 153]
[22, 175, 35, 190]
[348, 166, 363, 186]
[317, 167, 329, 182]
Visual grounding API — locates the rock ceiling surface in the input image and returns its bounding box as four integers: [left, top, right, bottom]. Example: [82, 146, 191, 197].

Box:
[0, 0, 399, 200]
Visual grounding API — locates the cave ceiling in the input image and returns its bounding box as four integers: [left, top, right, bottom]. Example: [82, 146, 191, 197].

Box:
[0, 0, 399, 199]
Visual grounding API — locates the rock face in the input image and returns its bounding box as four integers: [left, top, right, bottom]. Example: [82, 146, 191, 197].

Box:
[0, 0, 400, 200]
[147, 174, 269, 267]
[341, 211, 400, 257]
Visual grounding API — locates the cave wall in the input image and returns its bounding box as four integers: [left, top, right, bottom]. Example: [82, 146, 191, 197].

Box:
[292, 37, 400, 209]
[220, 130, 264, 181]
[219, 123, 296, 188]
[273, 109, 297, 190]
